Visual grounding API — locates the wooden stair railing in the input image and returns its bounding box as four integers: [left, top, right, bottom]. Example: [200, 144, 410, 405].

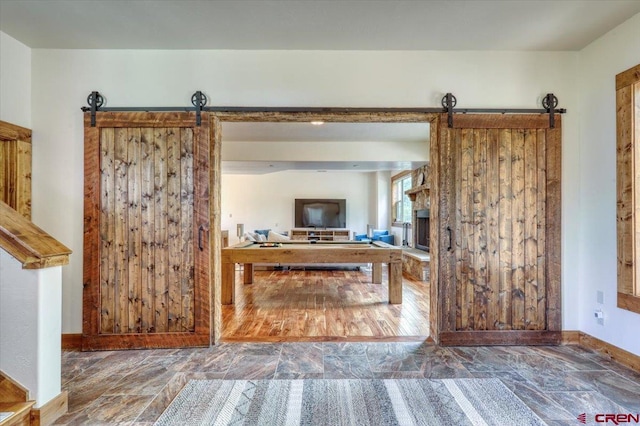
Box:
[0, 201, 71, 269]
[0, 201, 71, 425]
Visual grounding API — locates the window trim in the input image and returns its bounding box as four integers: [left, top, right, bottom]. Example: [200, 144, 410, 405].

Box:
[391, 170, 413, 227]
[616, 63, 640, 314]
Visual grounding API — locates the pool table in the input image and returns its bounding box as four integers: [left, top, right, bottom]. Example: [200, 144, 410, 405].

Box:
[221, 240, 403, 305]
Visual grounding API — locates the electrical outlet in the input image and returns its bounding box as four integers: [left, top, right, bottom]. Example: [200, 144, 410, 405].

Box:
[594, 309, 604, 326]
[597, 291, 604, 304]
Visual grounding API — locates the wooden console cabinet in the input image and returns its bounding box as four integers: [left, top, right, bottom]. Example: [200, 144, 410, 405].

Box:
[290, 228, 351, 241]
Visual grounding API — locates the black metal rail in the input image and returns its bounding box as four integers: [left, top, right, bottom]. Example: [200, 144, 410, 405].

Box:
[82, 91, 566, 128]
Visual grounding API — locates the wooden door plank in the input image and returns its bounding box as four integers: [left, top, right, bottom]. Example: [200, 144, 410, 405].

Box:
[523, 129, 539, 330]
[439, 124, 456, 333]
[473, 129, 488, 330]
[498, 129, 513, 330]
[511, 129, 525, 330]
[536, 129, 547, 330]
[154, 128, 169, 332]
[454, 128, 463, 330]
[430, 116, 442, 340]
[113, 127, 129, 334]
[127, 128, 142, 332]
[546, 118, 562, 331]
[140, 128, 155, 332]
[460, 129, 474, 330]
[451, 114, 551, 129]
[210, 116, 222, 342]
[486, 129, 500, 330]
[166, 128, 182, 332]
[83, 117, 101, 340]
[99, 128, 115, 334]
[180, 128, 195, 332]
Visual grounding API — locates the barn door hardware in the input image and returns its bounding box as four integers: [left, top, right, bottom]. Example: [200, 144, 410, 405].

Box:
[440, 92, 565, 128]
[86, 91, 104, 127]
[81, 90, 209, 127]
[442, 93, 456, 128]
[81, 91, 566, 127]
[191, 91, 207, 126]
[543, 93, 559, 128]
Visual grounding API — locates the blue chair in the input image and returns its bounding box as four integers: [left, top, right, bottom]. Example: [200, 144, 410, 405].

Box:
[372, 229, 395, 245]
[355, 230, 394, 245]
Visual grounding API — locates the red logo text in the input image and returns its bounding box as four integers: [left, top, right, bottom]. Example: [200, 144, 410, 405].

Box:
[595, 414, 640, 424]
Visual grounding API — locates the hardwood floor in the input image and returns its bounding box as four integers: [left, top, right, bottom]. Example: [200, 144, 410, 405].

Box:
[221, 266, 430, 340]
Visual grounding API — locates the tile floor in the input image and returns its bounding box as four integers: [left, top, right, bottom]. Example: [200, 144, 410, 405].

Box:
[55, 342, 640, 425]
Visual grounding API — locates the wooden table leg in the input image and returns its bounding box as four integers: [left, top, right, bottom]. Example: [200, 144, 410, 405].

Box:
[388, 261, 402, 304]
[243, 263, 254, 284]
[372, 263, 382, 284]
[222, 262, 235, 305]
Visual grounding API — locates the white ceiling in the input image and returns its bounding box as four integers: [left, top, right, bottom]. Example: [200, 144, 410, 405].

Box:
[221, 122, 429, 174]
[1, 0, 639, 51]
[2, 0, 637, 174]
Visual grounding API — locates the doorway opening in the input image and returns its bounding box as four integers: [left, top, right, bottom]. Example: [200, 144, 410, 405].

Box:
[211, 112, 439, 344]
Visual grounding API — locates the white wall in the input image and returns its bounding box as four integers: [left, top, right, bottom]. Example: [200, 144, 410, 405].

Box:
[29, 48, 580, 334]
[577, 13, 640, 355]
[0, 31, 62, 406]
[0, 32, 31, 127]
[221, 171, 373, 243]
[0, 250, 62, 407]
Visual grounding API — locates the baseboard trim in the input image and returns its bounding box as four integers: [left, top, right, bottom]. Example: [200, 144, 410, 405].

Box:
[579, 332, 640, 373]
[30, 391, 68, 426]
[560, 330, 580, 345]
[61, 334, 82, 350]
[562, 330, 640, 373]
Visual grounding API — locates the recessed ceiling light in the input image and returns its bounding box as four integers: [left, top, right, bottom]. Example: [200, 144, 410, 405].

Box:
[310, 121, 324, 126]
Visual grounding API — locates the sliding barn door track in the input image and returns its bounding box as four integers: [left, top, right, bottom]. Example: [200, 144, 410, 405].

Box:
[82, 91, 566, 128]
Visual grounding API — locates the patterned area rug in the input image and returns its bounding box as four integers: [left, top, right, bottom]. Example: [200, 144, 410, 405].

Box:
[154, 379, 546, 425]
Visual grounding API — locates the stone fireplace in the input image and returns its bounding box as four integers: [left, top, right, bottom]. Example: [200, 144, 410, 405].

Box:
[415, 208, 430, 251]
[401, 163, 431, 281]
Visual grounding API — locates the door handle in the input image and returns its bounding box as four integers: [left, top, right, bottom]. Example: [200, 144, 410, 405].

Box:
[446, 226, 452, 252]
[198, 225, 205, 251]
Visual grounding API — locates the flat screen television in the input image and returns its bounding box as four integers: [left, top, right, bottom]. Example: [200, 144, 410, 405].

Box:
[294, 199, 346, 228]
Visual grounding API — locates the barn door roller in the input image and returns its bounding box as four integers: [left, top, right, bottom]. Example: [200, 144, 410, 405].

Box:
[441, 92, 564, 128]
[81, 91, 209, 127]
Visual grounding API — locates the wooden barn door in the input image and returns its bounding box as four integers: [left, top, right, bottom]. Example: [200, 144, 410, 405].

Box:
[83, 112, 211, 350]
[436, 114, 561, 345]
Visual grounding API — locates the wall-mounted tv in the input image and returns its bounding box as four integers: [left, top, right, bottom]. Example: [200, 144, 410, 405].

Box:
[294, 199, 346, 228]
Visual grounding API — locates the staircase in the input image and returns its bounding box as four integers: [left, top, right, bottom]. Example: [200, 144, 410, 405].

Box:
[0, 373, 34, 426]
